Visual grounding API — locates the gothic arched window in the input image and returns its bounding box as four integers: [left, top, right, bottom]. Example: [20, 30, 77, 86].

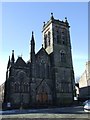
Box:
[60, 51, 66, 63]
[24, 83, 29, 92]
[44, 34, 47, 49]
[48, 31, 50, 46]
[61, 28, 67, 45]
[36, 63, 40, 78]
[14, 82, 20, 93]
[56, 30, 60, 44]
[62, 36, 65, 44]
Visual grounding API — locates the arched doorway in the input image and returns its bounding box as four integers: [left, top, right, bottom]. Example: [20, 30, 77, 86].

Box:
[37, 92, 48, 104]
[36, 82, 52, 105]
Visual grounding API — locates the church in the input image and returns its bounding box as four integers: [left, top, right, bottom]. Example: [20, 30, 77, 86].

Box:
[3, 13, 75, 109]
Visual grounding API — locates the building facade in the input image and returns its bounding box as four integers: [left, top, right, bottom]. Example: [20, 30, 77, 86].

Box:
[79, 61, 90, 88]
[0, 83, 4, 109]
[0, 83, 4, 103]
[79, 61, 90, 101]
[3, 14, 75, 109]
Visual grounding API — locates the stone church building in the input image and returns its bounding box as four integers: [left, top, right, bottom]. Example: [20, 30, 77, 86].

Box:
[3, 14, 75, 109]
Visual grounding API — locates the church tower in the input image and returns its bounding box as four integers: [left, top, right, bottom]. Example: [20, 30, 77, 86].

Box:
[42, 13, 75, 105]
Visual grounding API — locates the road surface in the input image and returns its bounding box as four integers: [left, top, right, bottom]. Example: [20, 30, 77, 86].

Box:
[0, 106, 89, 119]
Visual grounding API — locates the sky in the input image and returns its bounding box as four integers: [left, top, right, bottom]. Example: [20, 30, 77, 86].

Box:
[89, 2, 90, 61]
[0, 2, 88, 85]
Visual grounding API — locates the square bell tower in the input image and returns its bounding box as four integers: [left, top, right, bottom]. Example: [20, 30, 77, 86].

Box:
[42, 13, 75, 105]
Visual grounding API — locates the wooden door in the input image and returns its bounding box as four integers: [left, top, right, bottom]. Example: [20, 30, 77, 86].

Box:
[37, 92, 48, 104]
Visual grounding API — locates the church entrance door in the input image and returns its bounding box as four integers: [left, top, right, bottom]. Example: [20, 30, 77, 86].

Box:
[37, 92, 48, 105]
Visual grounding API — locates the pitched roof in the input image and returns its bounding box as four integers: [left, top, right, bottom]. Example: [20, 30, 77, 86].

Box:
[15, 57, 26, 67]
[36, 47, 49, 58]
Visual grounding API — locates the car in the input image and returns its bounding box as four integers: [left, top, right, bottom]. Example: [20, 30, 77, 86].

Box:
[83, 100, 90, 106]
[84, 101, 90, 112]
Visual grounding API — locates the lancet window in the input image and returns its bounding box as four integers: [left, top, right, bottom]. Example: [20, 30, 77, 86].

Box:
[60, 50, 66, 63]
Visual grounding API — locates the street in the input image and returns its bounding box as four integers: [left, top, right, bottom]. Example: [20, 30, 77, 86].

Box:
[0, 106, 89, 119]
[0, 105, 85, 115]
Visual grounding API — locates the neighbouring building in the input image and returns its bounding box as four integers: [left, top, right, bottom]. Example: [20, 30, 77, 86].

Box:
[0, 83, 4, 109]
[0, 83, 4, 102]
[79, 61, 90, 101]
[3, 13, 75, 109]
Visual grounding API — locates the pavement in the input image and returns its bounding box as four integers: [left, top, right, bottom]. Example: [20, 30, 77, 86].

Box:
[0, 106, 89, 119]
[0, 106, 86, 114]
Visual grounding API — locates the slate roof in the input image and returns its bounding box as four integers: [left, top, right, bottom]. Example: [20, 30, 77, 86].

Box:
[36, 47, 49, 58]
[15, 57, 26, 67]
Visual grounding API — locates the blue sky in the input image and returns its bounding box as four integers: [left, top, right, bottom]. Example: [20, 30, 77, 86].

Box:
[0, 2, 88, 85]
